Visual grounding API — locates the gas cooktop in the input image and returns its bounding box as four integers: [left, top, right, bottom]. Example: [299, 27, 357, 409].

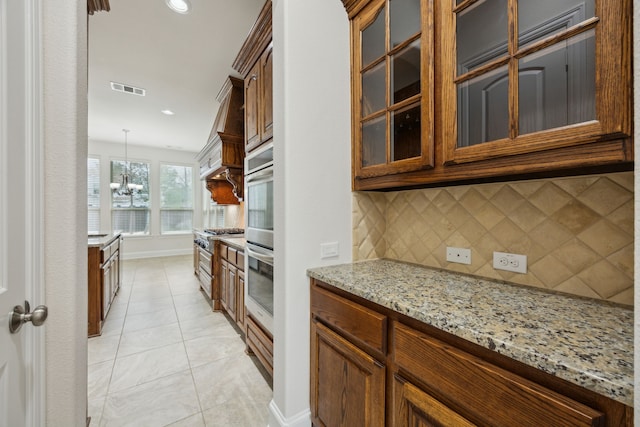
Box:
[203, 228, 244, 236]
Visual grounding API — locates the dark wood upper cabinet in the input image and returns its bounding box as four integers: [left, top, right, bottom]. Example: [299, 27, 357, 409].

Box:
[342, 0, 633, 191]
[232, 0, 273, 153]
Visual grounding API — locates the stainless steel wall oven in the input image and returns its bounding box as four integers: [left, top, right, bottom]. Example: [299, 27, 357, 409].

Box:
[244, 142, 274, 333]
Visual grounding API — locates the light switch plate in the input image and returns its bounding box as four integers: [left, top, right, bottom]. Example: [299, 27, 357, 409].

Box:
[320, 242, 339, 259]
[493, 251, 527, 274]
[446, 247, 471, 265]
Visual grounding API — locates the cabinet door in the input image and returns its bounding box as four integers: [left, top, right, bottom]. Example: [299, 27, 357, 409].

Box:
[310, 320, 385, 427]
[227, 264, 237, 320]
[101, 260, 111, 320]
[245, 60, 261, 152]
[393, 375, 476, 427]
[352, 0, 434, 179]
[260, 44, 273, 143]
[236, 269, 245, 330]
[220, 259, 229, 312]
[441, 0, 631, 165]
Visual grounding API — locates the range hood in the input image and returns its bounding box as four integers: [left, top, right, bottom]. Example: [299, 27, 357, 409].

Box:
[196, 76, 245, 204]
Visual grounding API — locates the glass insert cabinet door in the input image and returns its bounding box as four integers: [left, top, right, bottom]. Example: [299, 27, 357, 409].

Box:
[352, 0, 434, 179]
[442, 0, 630, 165]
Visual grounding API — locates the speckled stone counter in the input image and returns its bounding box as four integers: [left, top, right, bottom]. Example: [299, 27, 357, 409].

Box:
[88, 232, 121, 248]
[307, 259, 633, 407]
[218, 236, 246, 251]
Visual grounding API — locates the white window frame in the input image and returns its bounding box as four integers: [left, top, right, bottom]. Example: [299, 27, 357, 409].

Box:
[110, 157, 151, 236]
[159, 162, 194, 235]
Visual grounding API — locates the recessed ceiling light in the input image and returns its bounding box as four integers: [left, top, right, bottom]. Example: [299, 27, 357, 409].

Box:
[161, 109, 175, 115]
[166, 0, 191, 14]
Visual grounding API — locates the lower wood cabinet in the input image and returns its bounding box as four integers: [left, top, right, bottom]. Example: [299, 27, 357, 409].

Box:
[310, 279, 632, 427]
[246, 312, 273, 378]
[310, 320, 385, 427]
[218, 242, 245, 331]
[88, 235, 122, 337]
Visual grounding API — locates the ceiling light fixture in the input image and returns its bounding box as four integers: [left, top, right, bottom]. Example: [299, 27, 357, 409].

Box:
[166, 0, 191, 14]
[161, 109, 175, 115]
[110, 129, 143, 196]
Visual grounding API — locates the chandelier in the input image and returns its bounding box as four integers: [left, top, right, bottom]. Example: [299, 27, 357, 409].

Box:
[110, 129, 142, 196]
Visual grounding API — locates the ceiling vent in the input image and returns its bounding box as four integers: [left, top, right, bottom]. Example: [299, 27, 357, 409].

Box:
[110, 82, 146, 96]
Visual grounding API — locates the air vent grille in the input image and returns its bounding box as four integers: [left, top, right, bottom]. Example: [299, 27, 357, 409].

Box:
[110, 82, 146, 96]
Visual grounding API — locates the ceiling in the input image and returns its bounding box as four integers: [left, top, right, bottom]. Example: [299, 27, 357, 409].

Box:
[88, 0, 264, 153]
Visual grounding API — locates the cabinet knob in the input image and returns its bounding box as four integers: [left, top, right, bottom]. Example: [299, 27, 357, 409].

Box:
[251, 74, 258, 81]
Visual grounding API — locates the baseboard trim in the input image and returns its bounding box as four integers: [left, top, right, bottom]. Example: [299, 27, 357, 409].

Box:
[121, 248, 192, 260]
[268, 399, 311, 427]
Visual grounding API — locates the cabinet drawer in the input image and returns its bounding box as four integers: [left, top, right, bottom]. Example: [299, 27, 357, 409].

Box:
[228, 247, 237, 265]
[311, 283, 387, 354]
[220, 244, 228, 260]
[246, 313, 273, 377]
[393, 322, 605, 427]
[199, 248, 211, 268]
[236, 250, 244, 270]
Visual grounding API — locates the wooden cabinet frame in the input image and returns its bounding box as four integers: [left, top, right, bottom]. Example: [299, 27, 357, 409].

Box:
[341, 0, 633, 191]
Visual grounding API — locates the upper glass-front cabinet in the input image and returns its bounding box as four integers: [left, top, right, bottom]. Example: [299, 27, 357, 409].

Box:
[353, 0, 434, 178]
[442, 0, 631, 164]
[343, 0, 631, 190]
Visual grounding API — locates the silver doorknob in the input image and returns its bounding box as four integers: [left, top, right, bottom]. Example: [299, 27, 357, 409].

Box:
[9, 300, 48, 334]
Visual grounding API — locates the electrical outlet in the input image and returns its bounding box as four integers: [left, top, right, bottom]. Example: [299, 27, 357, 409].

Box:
[493, 251, 527, 274]
[320, 242, 339, 259]
[446, 247, 471, 265]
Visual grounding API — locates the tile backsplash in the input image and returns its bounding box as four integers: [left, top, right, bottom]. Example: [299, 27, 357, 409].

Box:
[353, 172, 633, 305]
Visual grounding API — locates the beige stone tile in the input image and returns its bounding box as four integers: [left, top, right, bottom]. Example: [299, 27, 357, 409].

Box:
[577, 219, 633, 257]
[550, 200, 600, 234]
[432, 190, 457, 214]
[109, 343, 190, 393]
[577, 178, 632, 216]
[607, 171, 634, 191]
[101, 370, 199, 427]
[551, 241, 599, 274]
[529, 255, 574, 287]
[446, 204, 473, 230]
[606, 244, 634, 279]
[508, 201, 547, 233]
[578, 260, 632, 299]
[607, 287, 634, 306]
[489, 218, 526, 248]
[446, 185, 470, 201]
[528, 219, 573, 251]
[509, 179, 546, 198]
[473, 202, 505, 231]
[553, 175, 599, 197]
[166, 413, 206, 427]
[458, 188, 488, 213]
[489, 185, 526, 215]
[474, 181, 502, 199]
[606, 200, 633, 235]
[527, 182, 571, 215]
[552, 277, 601, 300]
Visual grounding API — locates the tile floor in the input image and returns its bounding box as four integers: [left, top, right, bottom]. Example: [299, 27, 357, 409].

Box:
[88, 255, 272, 427]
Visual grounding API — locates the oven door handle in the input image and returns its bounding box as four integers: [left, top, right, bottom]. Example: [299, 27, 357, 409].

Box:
[246, 246, 274, 265]
[245, 167, 273, 184]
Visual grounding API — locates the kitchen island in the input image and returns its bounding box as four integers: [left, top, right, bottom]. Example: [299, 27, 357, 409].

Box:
[88, 233, 122, 337]
[308, 259, 633, 425]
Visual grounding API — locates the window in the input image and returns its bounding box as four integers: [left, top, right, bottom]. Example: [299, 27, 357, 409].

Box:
[111, 160, 150, 235]
[160, 164, 193, 234]
[87, 157, 100, 233]
[202, 185, 225, 229]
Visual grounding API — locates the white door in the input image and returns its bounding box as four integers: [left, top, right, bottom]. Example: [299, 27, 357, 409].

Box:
[0, 0, 46, 426]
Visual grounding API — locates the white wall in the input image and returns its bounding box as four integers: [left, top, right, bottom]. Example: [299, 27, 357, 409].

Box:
[270, 0, 352, 425]
[89, 139, 200, 259]
[43, 0, 88, 425]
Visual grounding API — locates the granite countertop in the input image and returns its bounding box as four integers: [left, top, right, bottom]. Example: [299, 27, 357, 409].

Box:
[307, 259, 633, 407]
[218, 236, 246, 251]
[88, 232, 121, 248]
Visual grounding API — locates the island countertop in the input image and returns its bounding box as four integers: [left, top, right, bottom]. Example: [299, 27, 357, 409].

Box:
[307, 259, 633, 407]
[88, 232, 121, 248]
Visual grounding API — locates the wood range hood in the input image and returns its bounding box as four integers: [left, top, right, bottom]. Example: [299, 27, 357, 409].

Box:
[197, 76, 245, 205]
